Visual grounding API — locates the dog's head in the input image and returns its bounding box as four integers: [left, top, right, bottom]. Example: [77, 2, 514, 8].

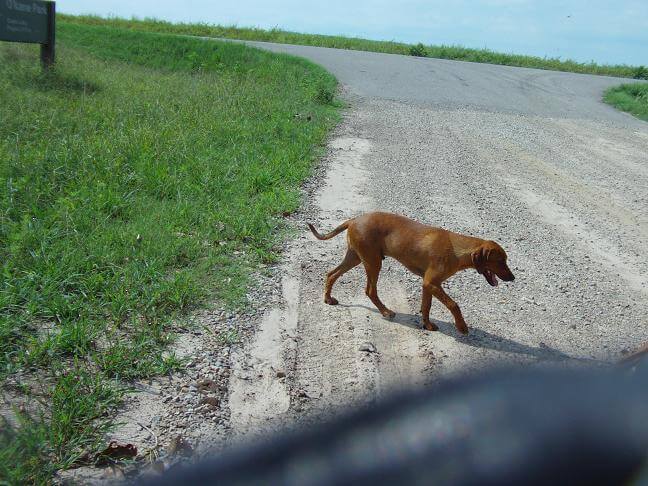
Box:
[471, 241, 515, 287]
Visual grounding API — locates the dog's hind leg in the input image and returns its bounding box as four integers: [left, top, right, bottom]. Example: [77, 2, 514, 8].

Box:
[324, 248, 361, 305]
[360, 254, 395, 319]
[420, 284, 439, 332]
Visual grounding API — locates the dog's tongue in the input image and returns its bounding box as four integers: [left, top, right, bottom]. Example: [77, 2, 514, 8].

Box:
[485, 270, 499, 287]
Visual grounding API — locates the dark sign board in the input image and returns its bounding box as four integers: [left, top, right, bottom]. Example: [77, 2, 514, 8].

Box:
[0, 0, 50, 43]
[0, 0, 55, 66]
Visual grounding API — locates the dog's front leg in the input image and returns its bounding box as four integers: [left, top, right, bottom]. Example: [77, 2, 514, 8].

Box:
[423, 277, 469, 334]
[434, 285, 469, 335]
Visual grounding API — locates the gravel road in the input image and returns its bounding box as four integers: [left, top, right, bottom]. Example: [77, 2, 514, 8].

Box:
[227, 42, 648, 435]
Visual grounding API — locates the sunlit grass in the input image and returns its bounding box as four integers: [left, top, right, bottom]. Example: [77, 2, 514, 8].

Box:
[604, 83, 648, 121]
[0, 22, 339, 483]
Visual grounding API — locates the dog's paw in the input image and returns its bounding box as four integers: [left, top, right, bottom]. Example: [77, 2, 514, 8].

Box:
[423, 322, 438, 331]
[324, 296, 339, 305]
[381, 309, 396, 319]
[456, 323, 469, 335]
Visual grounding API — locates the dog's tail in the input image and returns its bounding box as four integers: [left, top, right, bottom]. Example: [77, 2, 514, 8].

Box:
[307, 220, 350, 240]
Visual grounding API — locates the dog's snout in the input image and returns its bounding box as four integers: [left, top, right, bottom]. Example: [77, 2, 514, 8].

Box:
[499, 267, 515, 281]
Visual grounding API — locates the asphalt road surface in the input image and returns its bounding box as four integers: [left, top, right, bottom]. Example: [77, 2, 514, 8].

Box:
[226, 41, 648, 434]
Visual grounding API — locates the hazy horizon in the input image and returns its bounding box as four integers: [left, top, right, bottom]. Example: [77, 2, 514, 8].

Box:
[58, 1, 647, 66]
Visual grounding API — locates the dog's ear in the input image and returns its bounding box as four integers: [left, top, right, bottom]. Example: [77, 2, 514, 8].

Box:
[471, 247, 486, 269]
[472, 245, 493, 269]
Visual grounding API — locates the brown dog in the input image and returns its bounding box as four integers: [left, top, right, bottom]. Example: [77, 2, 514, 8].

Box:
[307, 212, 515, 334]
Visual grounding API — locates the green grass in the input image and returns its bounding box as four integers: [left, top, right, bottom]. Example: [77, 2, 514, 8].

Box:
[1, 367, 122, 483]
[0, 21, 339, 483]
[60, 14, 648, 80]
[604, 83, 648, 121]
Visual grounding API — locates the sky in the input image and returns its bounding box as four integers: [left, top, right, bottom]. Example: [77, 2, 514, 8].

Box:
[58, 0, 648, 66]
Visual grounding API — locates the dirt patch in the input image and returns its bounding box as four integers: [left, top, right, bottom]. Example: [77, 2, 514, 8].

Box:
[228, 258, 300, 436]
[56, 314, 239, 483]
[517, 186, 647, 294]
[225, 130, 436, 436]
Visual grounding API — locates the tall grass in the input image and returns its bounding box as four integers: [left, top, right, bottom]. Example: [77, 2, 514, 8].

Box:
[0, 22, 338, 483]
[604, 83, 648, 121]
[60, 14, 648, 79]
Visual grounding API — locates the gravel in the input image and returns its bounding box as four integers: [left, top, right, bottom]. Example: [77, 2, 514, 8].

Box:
[357, 96, 647, 366]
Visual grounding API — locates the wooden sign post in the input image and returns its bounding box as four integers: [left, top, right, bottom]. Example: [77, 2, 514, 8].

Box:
[0, 0, 56, 68]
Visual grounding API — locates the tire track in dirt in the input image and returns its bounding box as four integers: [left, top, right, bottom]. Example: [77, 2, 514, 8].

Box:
[228, 135, 431, 433]
[228, 262, 299, 435]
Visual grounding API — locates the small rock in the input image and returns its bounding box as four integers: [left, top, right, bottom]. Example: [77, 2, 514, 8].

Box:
[276, 370, 286, 378]
[199, 396, 220, 408]
[359, 342, 377, 353]
[103, 467, 125, 480]
[197, 379, 219, 393]
[167, 435, 193, 457]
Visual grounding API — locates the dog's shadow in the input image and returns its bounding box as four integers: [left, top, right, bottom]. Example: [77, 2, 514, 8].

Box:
[339, 303, 586, 363]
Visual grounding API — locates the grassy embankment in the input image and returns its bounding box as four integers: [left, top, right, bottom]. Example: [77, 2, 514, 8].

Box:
[0, 21, 339, 483]
[61, 14, 648, 80]
[604, 83, 648, 121]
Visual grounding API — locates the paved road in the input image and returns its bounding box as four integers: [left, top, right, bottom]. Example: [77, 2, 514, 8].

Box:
[226, 41, 648, 434]
[245, 40, 643, 122]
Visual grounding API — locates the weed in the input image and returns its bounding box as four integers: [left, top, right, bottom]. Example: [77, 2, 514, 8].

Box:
[0, 365, 121, 483]
[217, 328, 240, 346]
[633, 66, 648, 80]
[409, 43, 428, 57]
[604, 83, 648, 121]
[316, 85, 335, 104]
